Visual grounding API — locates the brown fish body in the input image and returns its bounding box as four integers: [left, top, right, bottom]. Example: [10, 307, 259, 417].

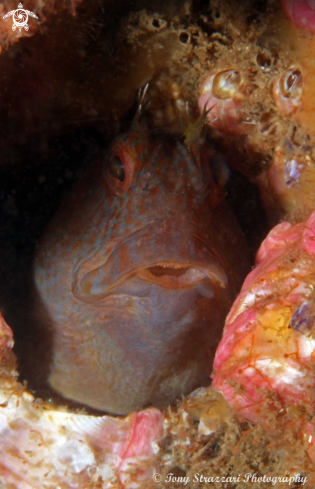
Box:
[34, 124, 249, 415]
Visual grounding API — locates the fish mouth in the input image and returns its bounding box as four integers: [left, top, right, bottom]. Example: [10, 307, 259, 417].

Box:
[135, 262, 225, 289]
[73, 260, 227, 302]
[72, 221, 229, 302]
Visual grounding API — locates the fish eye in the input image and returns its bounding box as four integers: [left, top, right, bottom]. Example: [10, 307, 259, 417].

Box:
[105, 142, 136, 195]
[109, 155, 125, 182]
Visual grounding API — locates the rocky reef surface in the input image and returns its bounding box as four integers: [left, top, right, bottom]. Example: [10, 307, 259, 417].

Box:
[1, 0, 315, 488]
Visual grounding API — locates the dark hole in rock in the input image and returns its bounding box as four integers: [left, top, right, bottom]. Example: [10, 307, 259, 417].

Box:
[152, 18, 161, 28]
[0, 0, 271, 415]
[179, 31, 190, 44]
[0, 119, 268, 413]
[257, 51, 272, 70]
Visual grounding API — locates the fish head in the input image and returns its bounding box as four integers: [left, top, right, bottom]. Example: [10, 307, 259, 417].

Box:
[34, 123, 249, 415]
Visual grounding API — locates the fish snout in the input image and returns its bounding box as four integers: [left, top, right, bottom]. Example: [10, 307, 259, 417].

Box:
[72, 221, 229, 301]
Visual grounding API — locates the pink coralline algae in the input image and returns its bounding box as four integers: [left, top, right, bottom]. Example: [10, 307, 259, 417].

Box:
[212, 210, 315, 424]
[281, 0, 315, 31]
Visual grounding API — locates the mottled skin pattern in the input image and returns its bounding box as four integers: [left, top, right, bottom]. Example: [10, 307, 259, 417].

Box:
[34, 120, 249, 415]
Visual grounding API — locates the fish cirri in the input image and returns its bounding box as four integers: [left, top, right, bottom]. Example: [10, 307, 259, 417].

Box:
[34, 118, 249, 415]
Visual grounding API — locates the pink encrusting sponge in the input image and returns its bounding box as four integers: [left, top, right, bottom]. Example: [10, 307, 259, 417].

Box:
[281, 0, 315, 31]
[212, 209, 315, 425]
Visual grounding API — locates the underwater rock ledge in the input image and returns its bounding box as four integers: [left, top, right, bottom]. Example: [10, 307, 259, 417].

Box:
[3, 0, 315, 487]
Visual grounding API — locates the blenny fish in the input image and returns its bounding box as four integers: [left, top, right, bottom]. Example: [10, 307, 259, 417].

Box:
[34, 112, 249, 415]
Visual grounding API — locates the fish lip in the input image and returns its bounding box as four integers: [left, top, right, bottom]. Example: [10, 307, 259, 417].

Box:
[72, 220, 229, 302]
[73, 259, 227, 302]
